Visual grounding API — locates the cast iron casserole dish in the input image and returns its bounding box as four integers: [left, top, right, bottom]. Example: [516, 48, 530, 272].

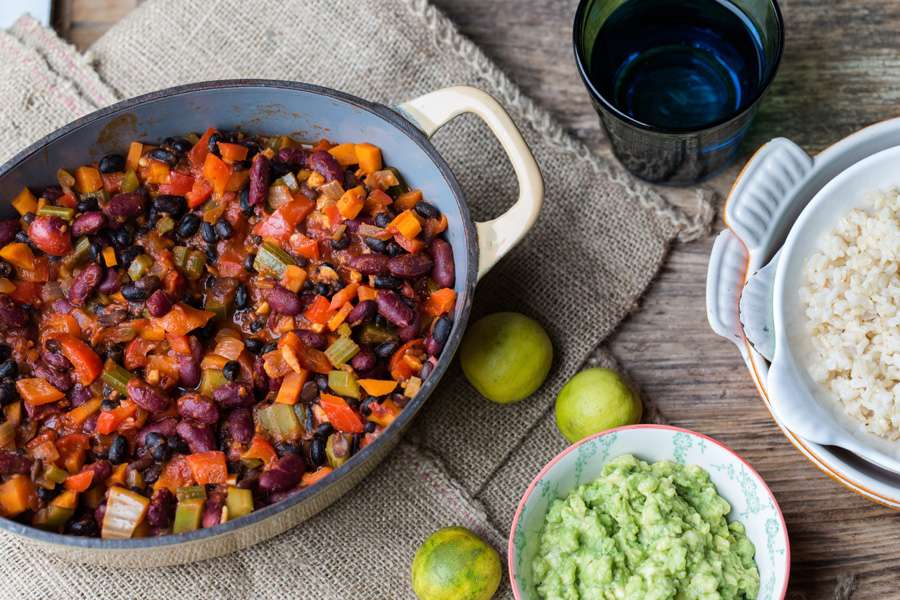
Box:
[0, 80, 543, 566]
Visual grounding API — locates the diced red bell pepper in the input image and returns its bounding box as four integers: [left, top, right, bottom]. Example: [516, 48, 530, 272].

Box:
[202, 153, 233, 195]
[64, 469, 94, 492]
[186, 451, 227, 485]
[95, 401, 138, 435]
[186, 178, 213, 209]
[319, 393, 365, 433]
[189, 128, 216, 170]
[303, 295, 334, 324]
[252, 198, 315, 243]
[56, 335, 103, 386]
[158, 171, 195, 196]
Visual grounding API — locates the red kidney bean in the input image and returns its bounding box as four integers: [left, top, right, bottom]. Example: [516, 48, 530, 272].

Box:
[175, 420, 215, 454]
[0, 451, 32, 475]
[350, 346, 376, 372]
[347, 299, 376, 326]
[138, 417, 178, 446]
[69, 383, 92, 407]
[145, 289, 172, 317]
[295, 330, 327, 350]
[28, 216, 71, 256]
[376, 290, 415, 328]
[42, 348, 71, 371]
[94, 502, 106, 527]
[33, 361, 72, 392]
[212, 382, 254, 408]
[430, 238, 455, 288]
[177, 356, 201, 389]
[71, 211, 106, 237]
[202, 489, 226, 529]
[146, 488, 175, 529]
[266, 285, 302, 315]
[126, 379, 170, 412]
[277, 147, 309, 167]
[68, 262, 104, 307]
[425, 336, 442, 356]
[97, 268, 121, 295]
[105, 191, 145, 219]
[224, 408, 253, 445]
[0, 220, 19, 247]
[307, 150, 342, 182]
[81, 460, 112, 483]
[397, 310, 422, 342]
[0, 295, 28, 330]
[388, 253, 433, 278]
[177, 394, 219, 425]
[259, 454, 305, 493]
[25, 400, 63, 421]
[249, 154, 270, 206]
[348, 254, 389, 275]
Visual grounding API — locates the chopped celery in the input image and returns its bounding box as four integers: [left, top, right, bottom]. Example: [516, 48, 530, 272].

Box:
[66, 236, 92, 267]
[43, 464, 68, 485]
[253, 242, 295, 278]
[101, 360, 133, 395]
[0, 421, 15, 448]
[328, 370, 360, 399]
[325, 433, 350, 468]
[259, 403, 302, 441]
[358, 324, 398, 345]
[280, 172, 299, 192]
[101, 486, 149, 540]
[325, 337, 360, 368]
[225, 486, 254, 520]
[127, 254, 154, 281]
[173, 246, 189, 269]
[120, 170, 140, 193]
[176, 485, 207, 502]
[199, 369, 227, 397]
[156, 215, 175, 235]
[33, 505, 74, 531]
[173, 498, 204, 534]
[37, 205, 75, 221]
[337, 323, 352, 338]
[184, 250, 206, 280]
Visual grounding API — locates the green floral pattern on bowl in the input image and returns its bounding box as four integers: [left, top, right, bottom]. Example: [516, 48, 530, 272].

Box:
[508, 425, 789, 600]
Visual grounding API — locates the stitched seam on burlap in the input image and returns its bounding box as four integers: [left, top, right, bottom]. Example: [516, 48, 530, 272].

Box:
[400, 0, 714, 242]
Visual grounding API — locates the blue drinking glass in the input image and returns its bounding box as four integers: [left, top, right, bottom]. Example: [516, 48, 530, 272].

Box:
[574, 0, 784, 185]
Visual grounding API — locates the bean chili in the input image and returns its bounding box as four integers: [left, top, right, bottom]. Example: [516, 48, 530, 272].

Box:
[0, 130, 456, 538]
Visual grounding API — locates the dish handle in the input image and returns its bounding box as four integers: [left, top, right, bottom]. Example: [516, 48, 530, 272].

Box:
[397, 86, 544, 279]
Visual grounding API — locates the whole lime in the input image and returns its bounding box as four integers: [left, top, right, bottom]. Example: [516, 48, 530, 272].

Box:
[460, 312, 553, 403]
[411, 526, 502, 600]
[555, 368, 641, 442]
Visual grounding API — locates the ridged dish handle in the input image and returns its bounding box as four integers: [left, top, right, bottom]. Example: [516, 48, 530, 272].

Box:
[397, 86, 544, 279]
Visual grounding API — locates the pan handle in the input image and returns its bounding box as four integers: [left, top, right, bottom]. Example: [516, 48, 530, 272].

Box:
[397, 86, 543, 280]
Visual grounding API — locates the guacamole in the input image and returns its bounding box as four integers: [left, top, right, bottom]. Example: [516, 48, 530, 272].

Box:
[532, 455, 759, 600]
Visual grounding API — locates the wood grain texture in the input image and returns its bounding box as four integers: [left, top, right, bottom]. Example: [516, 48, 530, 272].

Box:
[59, 0, 900, 596]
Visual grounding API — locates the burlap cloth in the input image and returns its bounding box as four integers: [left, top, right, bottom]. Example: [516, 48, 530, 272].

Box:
[0, 2, 712, 598]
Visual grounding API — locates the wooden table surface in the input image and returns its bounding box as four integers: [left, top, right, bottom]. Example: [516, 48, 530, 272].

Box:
[57, 0, 900, 597]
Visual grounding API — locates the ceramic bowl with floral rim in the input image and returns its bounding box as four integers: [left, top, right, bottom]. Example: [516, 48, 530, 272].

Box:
[508, 425, 790, 600]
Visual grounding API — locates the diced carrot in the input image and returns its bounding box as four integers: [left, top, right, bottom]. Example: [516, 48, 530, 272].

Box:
[213, 336, 244, 361]
[357, 285, 377, 302]
[101, 246, 118, 267]
[290, 235, 319, 260]
[336, 186, 366, 219]
[319, 393, 365, 433]
[55, 433, 90, 474]
[189, 128, 216, 170]
[395, 190, 423, 211]
[328, 143, 359, 166]
[365, 189, 393, 215]
[61, 398, 101, 432]
[152, 454, 193, 492]
[355, 143, 383, 174]
[327, 303, 353, 331]
[202, 153, 233, 195]
[424, 288, 457, 317]
[388, 210, 422, 240]
[57, 335, 103, 386]
[167, 333, 192, 356]
[74, 166, 103, 194]
[41, 313, 81, 340]
[389, 339, 425, 380]
[217, 142, 249, 163]
[241, 435, 278, 467]
[280, 264, 307, 293]
[95, 401, 138, 435]
[275, 370, 308, 405]
[107, 463, 128, 487]
[358, 379, 399, 397]
[367, 399, 402, 427]
[11, 187, 37, 216]
[186, 177, 213, 208]
[64, 469, 94, 493]
[0, 475, 36, 517]
[304, 295, 335, 324]
[146, 160, 171, 185]
[16, 378, 64, 406]
[224, 169, 250, 192]
[329, 283, 359, 310]
[185, 451, 228, 485]
[152, 303, 215, 336]
[300, 467, 333, 487]
[0, 242, 34, 270]
[125, 141, 143, 172]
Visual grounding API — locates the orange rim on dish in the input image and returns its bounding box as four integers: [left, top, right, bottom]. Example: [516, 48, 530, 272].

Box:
[507, 424, 791, 600]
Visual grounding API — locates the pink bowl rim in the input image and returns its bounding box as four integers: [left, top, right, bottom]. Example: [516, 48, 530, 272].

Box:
[506, 424, 791, 600]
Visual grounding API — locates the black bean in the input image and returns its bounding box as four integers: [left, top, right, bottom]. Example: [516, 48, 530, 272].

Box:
[0, 344, 10, 362]
[432, 316, 452, 345]
[364, 237, 387, 254]
[365, 421, 376, 433]
[148, 148, 177, 166]
[243, 254, 256, 273]
[0, 360, 17, 380]
[385, 241, 404, 257]
[167, 434, 190, 454]
[314, 423, 334, 438]
[67, 516, 99, 537]
[77, 197, 99, 213]
[239, 188, 252, 216]
[331, 235, 350, 250]
[275, 442, 304, 457]
[21, 212, 35, 225]
[223, 361, 241, 381]
[207, 133, 221, 155]
[234, 285, 249, 310]
[153, 195, 186, 217]
[101, 399, 118, 412]
[200, 222, 217, 244]
[167, 138, 193, 155]
[315, 375, 329, 391]
[36, 486, 58, 503]
[373, 275, 402, 290]
[0, 261, 11, 280]
[375, 341, 399, 359]
[374, 213, 391, 228]
[108, 435, 128, 464]
[310, 437, 326, 467]
[0, 380, 18, 406]
[99, 153, 126, 174]
[145, 432, 169, 462]
[244, 338, 262, 354]
[121, 283, 149, 302]
[350, 433, 361, 456]
[112, 228, 132, 248]
[214, 218, 233, 240]
[414, 202, 439, 219]
[300, 381, 319, 403]
[176, 213, 201, 239]
[205, 246, 217, 262]
[232, 159, 251, 172]
[249, 319, 265, 333]
[118, 246, 141, 269]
